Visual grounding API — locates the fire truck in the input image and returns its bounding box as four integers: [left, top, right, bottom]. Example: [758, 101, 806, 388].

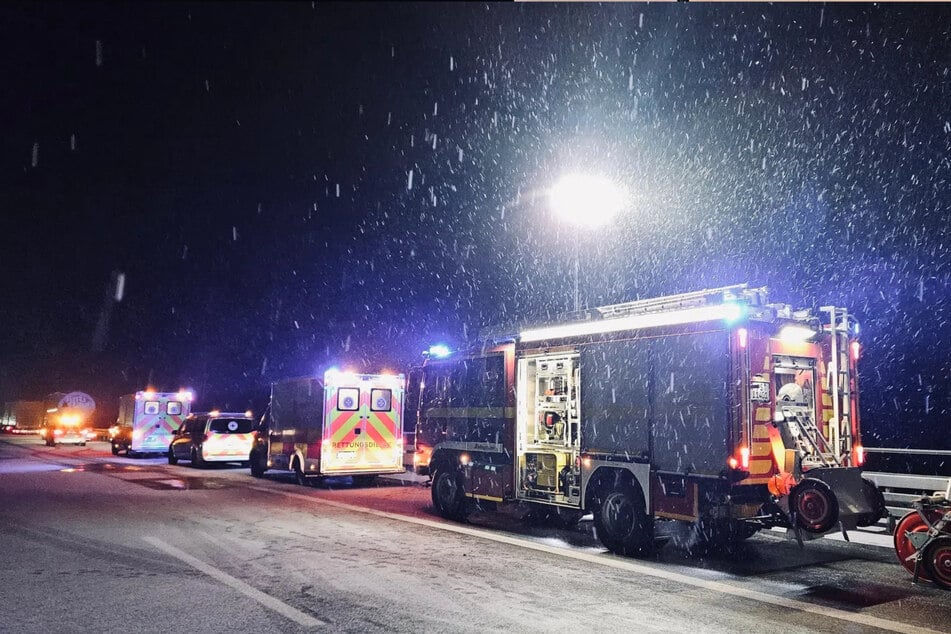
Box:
[413, 285, 885, 555]
[250, 370, 406, 485]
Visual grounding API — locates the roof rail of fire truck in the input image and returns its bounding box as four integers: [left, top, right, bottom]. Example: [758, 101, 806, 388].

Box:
[593, 284, 768, 319]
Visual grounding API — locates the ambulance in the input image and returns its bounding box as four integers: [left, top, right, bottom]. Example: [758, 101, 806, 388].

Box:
[250, 370, 405, 485]
[111, 390, 194, 456]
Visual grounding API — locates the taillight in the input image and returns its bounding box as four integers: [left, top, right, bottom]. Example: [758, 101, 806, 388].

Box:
[740, 446, 750, 470]
[850, 341, 861, 361]
[854, 444, 865, 466]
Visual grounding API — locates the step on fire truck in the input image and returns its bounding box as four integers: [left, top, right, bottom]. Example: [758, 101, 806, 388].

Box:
[250, 370, 406, 485]
[413, 284, 885, 555]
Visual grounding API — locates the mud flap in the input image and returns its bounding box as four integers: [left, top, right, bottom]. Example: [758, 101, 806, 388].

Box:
[802, 466, 880, 532]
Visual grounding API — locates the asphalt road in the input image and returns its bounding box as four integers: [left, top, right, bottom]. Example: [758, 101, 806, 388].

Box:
[1, 436, 949, 633]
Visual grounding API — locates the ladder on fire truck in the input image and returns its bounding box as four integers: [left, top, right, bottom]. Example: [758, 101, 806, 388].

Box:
[594, 283, 768, 319]
[781, 407, 840, 469]
[820, 304, 855, 466]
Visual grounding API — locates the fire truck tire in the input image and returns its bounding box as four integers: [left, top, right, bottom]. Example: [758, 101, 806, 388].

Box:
[790, 478, 839, 534]
[856, 478, 887, 527]
[431, 468, 467, 521]
[167, 448, 178, 465]
[922, 536, 951, 590]
[592, 486, 651, 557]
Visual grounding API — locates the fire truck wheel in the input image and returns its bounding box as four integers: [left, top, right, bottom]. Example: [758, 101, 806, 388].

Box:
[922, 536, 951, 589]
[431, 468, 467, 521]
[593, 487, 651, 556]
[167, 448, 178, 465]
[790, 478, 839, 534]
[856, 479, 887, 527]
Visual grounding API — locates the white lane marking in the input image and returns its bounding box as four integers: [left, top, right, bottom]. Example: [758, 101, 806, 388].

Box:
[249, 486, 944, 634]
[143, 535, 323, 628]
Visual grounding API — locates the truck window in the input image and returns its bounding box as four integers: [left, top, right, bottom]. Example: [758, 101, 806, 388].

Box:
[338, 387, 360, 411]
[448, 361, 467, 407]
[371, 389, 392, 412]
[167, 401, 182, 416]
[144, 401, 160, 415]
[421, 366, 449, 407]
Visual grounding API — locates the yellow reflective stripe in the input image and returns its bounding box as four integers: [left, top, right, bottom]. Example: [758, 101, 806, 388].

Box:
[748, 459, 773, 475]
[755, 407, 772, 422]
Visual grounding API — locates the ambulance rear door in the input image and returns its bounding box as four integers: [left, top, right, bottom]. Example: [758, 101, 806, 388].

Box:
[321, 373, 404, 475]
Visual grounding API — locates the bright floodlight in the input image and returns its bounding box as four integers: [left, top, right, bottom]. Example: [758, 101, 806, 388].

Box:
[778, 324, 817, 342]
[549, 174, 627, 227]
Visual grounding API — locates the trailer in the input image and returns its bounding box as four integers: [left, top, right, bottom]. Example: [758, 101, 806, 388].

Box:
[414, 284, 885, 554]
[1, 401, 45, 433]
[111, 390, 194, 456]
[250, 370, 406, 485]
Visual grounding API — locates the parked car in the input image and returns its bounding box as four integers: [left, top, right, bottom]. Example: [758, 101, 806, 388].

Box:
[168, 411, 254, 467]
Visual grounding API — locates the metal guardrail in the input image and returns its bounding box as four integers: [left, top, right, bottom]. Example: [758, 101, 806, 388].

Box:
[860, 447, 951, 533]
[864, 447, 951, 456]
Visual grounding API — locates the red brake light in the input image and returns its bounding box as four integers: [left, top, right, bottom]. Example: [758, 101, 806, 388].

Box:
[854, 444, 865, 466]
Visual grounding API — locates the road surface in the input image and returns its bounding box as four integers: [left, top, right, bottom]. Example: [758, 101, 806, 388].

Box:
[1, 436, 948, 633]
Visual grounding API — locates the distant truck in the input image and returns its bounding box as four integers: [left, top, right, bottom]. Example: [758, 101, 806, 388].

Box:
[250, 370, 406, 484]
[40, 391, 98, 446]
[111, 390, 194, 456]
[1, 401, 45, 433]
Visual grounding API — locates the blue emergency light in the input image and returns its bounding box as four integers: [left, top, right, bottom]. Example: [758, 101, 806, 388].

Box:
[427, 344, 452, 358]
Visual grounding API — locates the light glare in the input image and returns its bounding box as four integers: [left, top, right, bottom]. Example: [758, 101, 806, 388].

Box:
[549, 174, 627, 227]
[778, 325, 817, 342]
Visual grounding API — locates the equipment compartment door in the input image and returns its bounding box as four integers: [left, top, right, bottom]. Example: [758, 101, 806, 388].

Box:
[322, 379, 403, 474]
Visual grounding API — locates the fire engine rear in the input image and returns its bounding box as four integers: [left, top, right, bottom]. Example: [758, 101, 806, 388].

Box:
[414, 284, 885, 555]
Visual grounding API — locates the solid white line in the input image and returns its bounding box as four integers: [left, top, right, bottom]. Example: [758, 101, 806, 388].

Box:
[143, 535, 323, 628]
[248, 486, 945, 634]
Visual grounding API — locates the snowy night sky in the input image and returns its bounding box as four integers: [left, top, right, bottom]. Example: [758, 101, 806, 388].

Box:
[2, 2, 949, 450]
